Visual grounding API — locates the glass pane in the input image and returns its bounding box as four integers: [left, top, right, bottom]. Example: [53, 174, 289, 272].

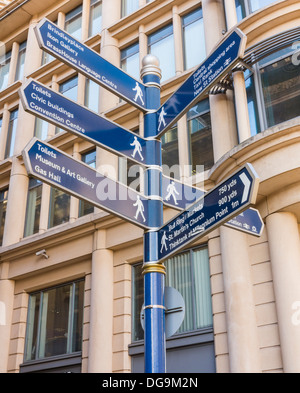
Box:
[56, 76, 78, 134]
[65, 6, 82, 40]
[0, 51, 11, 91]
[161, 126, 180, 179]
[245, 74, 261, 135]
[41, 51, 55, 65]
[48, 188, 70, 228]
[38, 285, 71, 358]
[84, 79, 99, 112]
[235, 0, 247, 21]
[132, 263, 144, 341]
[24, 179, 42, 237]
[15, 41, 26, 82]
[188, 103, 213, 174]
[121, 45, 140, 81]
[193, 248, 213, 329]
[149, 26, 175, 82]
[260, 55, 300, 127]
[89, 0, 102, 37]
[79, 150, 96, 217]
[183, 9, 206, 70]
[72, 281, 84, 352]
[0, 189, 8, 247]
[5, 109, 18, 158]
[122, 0, 139, 17]
[24, 293, 41, 361]
[250, 0, 276, 12]
[34, 117, 48, 140]
[165, 252, 194, 333]
[59, 76, 78, 99]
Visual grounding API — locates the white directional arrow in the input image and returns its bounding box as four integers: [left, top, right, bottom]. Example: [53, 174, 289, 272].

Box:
[239, 172, 251, 203]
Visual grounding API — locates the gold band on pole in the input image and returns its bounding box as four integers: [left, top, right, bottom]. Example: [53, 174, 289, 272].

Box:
[142, 262, 166, 275]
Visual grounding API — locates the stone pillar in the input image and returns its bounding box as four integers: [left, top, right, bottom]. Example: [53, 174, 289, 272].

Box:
[202, 1, 260, 372]
[223, 0, 238, 29]
[202, 0, 238, 163]
[224, 0, 251, 144]
[2, 157, 29, 247]
[233, 70, 252, 143]
[209, 92, 238, 162]
[88, 230, 114, 373]
[266, 212, 300, 373]
[0, 262, 14, 373]
[97, 0, 120, 177]
[172, 5, 184, 76]
[220, 226, 261, 372]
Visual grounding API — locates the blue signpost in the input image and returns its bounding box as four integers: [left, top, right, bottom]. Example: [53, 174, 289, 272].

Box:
[20, 79, 159, 166]
[19, 23, 255, 373]
[157, 164, 259, 262]
[155, 29, 246, 137]
[162, 177, 264, 236]
[22, 138, 154, 229]
[225, 207, 264, 237]
[162, 175, 205, 210]
[35, 19, 147, 111]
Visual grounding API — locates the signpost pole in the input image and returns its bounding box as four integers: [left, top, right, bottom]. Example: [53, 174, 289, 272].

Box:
[141, 55, 166, 373]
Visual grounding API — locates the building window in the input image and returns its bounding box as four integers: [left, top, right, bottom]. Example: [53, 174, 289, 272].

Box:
[121, 42, 140, 81]
[148, 24, 175, 82]
[246, 45, 300, 133]
[48, 187, 70, 228]
[259, 48, 300, 128]
[235, 0, 277, 21]
[182, 8, 206, 70]
[121, 0, 139, 17]
[24, 179, 42, 238]
[0, 49, 11, 91]
[5, 108, 18, 158]
[0, 189, 8, 246]
[84, 79, 100, 112]
[24, 280, 84, 362]
[79, 149, 96, 217]
[56, 76, 78, 134]
[34, 117, 49, 140]
[245, 70, 261, 136]
[60, 75, 78, 100]
[89, 0, 102, 37]
[132, 246, 212, 342]
[161, 126, 180, 179]
[187, 99, 213, 174]
[41, 21, 57, 65]
[15, 41, 27, 82]
[65, 5, 83, 40]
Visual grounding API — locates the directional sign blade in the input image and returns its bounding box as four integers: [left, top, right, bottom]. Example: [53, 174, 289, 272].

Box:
[35, 19, 147, 111]
[156, 28, 247, 137]
[22, 139, 154, 229]
[157, 164, 259, 262]
[163, 175, 263, 237]
[225, 207, 264, 237]
[162, 175, 204, 210]
[19, 79, 158, 166]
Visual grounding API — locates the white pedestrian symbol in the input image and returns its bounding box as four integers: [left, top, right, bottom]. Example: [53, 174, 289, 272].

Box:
[160, 231, 168, 253]
[158, 106, 167, 131]
[133, 82, 145, 105]
[130, 136, 144, 161]
[165, 181, 179, 205]
[133, 196, 146, 222]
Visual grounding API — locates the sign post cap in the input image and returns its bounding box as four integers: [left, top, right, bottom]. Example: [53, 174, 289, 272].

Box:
[141, 54, 162, 79]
